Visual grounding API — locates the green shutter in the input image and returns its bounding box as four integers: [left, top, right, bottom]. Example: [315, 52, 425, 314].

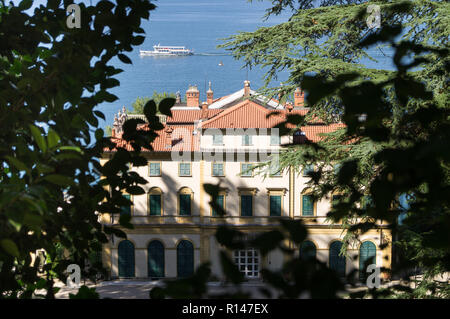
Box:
[270, 195, 281, 216]
[329, 241, 346, 278]
[241, 195, 252, 216]
[120, 194, 131, 216]
[303, 164, 314, 176]
[148, 240, 164, 278]
[177, 240, 194, 278]
[359, 241, 376, 281]
[302, 195, 314, 216]
[149, 194, 161, 216]
[300, 241, 316, 261]
[179, 194, 191, 216]
[212, 195, 224, 216]
[118, 240, 135, 278]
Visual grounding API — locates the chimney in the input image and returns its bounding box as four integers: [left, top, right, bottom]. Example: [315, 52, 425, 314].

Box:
[244, 80, 251, 97]
[186, 85, 200, 107]
[206, 81, 214, 104]
[201, 101, 209, 119]
[294, 87, 304, 107]
[111, 128, 116, 137]
[285, 102, 293, 112]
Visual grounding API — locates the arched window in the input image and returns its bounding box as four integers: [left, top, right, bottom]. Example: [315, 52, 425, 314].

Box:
[148, 240, 165, 278]
[118, 240, 135, 278]
[177, 240, 194, 278]
[329, 241, 346, 278]
[300, 241, 316, 261]
[149, 187, 163, 216]
[359, 241, 376, 281]
[178, 187, 193, 216]
[301, 188, 315, 216]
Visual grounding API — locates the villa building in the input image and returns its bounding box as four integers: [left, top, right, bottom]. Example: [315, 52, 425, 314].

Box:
[100, 81, 392, 281]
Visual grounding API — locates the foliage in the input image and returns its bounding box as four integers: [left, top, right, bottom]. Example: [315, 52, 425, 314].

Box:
[0, 0, 166, 298]
[127, 91, 177, 114]
[151, 0, 449, 299]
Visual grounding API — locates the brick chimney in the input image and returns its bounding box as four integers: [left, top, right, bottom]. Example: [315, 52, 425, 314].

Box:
[201, 101, 209, 119]
[294, 87, 304, 107]
[206, 81, 213, 105]
[244, 80, 251, 97]
[186, 85, 200, 107]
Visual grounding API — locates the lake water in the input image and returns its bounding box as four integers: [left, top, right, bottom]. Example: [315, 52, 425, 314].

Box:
[94, 0, 395, 129]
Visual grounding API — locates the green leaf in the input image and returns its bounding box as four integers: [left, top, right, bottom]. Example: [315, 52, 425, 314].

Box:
[47, 129, 60, 149]
[158, 98, 176, 116]
[5, 156, 30, 174]
[29, 125, 47, 153]
[43, 174, 76, 186]
[1, 239, 19, 257]
[117, 54, 132, 64]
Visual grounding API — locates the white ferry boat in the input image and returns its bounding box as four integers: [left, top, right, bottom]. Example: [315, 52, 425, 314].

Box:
[140, 44, 193, 56]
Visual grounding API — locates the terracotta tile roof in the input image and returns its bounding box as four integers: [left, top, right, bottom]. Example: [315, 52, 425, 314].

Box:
[166, 109, 224, 123]
[104, 97, 346, 153]
[200, 100, 287, 129]
[106, 124, 197, 153]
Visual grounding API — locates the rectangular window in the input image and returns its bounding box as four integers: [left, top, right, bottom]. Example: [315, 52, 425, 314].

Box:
[242, 134, 252, 146]
[241, 195, 253, 216]
[213, 134, 223, 145]
[302, 195, 314, 216]
[179, 194, 191, 216]
[120, 194, 131, 216]
[212, 163, 224, 176]
[270, 134, 281, 145]
[149, 162, 161, 176]
[270, 161, 281, 176]
[149, 194, 161, 216]
[241, 163, 253, 177]
[303, 164, 314, 176]
[269, 195, 282, 216]
[179, 163, 191, 176]
[212, 195, 225, 216]
[233, 249, 259, 278]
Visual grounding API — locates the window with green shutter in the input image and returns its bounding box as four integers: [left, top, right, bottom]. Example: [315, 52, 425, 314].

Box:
[242, 134, 252, 146]
[241, 195, 253, 216]
[300, 241, 316, 261]
[270, 134, 281, 145]
[177, 240, 194, 278]
[269, 195, 282, 216]
[270, 161, 281, 176]
[118, 240, 135, 278]
[213, 134, 223, 145]
[179, 163, 191, 176]
[120, 194, 131, 216]
[148, 240, 164, 278]
[303, 164, 314, 176]
[241, 163, 253, 177]
[179, 194, 191, 216]
[329, 241, 346, 278]
[212, 195, 224, 216]
[359, 241, 376, 281]
[212, 163, 224, 176]
[149, 194, 161, 216]
[302, 195, 314, 216]
[149, 162, 161, 176]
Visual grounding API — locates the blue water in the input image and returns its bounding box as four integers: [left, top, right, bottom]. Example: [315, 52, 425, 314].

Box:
[97, 0, 395, 130]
